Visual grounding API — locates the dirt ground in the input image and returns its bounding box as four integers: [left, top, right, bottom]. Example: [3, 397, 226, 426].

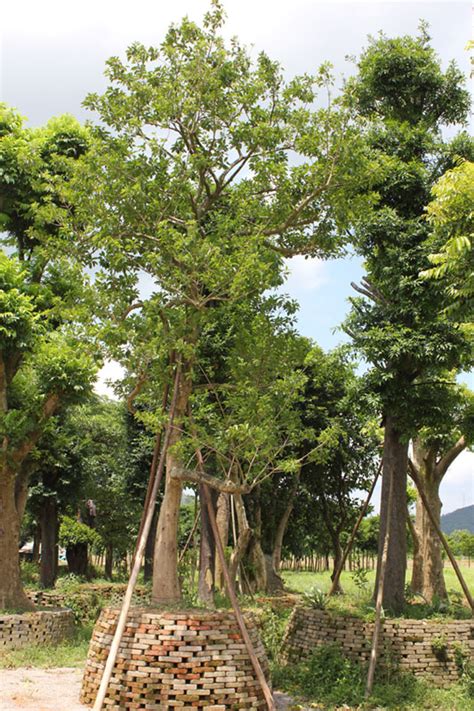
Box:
[0, 668, 307, 710]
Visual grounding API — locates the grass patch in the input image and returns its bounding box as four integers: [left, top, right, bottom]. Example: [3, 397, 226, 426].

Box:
[282, 565, 473, 620]
[273, 644, 473, 710]
[0, 624, 92, 669]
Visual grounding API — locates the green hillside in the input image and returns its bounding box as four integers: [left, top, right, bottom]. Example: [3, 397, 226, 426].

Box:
[441, 505, 474, 534]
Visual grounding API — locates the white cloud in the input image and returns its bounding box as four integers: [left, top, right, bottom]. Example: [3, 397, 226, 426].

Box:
[283, 255, 327, 293]
[94, 360, 125, 400]
[440, 450, 474, 515]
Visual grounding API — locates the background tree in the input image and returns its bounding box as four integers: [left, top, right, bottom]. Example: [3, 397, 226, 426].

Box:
[266, 347, 380, 591]
[409, 382, 474, 601]
[76, 3, 375, 605]
[344, 28, 472, 611]
[0, 106, 97, 609]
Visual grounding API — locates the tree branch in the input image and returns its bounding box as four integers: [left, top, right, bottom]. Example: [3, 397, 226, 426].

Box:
[435, 435, 467, 480]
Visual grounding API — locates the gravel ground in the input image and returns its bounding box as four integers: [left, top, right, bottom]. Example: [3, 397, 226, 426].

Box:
[0, 668, 309, 710]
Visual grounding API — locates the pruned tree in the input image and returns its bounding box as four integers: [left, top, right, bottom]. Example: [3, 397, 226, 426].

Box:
[75, 3, 375, 604]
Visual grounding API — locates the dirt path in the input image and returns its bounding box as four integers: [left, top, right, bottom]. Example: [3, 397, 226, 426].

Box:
[0, 668, 308, 710]
[0, 668, 85, 710]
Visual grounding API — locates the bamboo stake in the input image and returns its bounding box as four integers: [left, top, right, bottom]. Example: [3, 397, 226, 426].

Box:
[92, 363, 182, 711]
[365, 460, 394, 699]
[194, 450, 275, 711]
[329, 460, 382, 597]
[408, 460, 474, 613]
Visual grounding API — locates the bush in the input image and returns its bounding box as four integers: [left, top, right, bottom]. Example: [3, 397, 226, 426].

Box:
[273, 644, 366, 707]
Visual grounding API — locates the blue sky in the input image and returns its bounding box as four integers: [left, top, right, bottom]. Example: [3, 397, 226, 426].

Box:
[2, 0, 472, 514]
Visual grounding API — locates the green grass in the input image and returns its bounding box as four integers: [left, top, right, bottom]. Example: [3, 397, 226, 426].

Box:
[282, 561, 474, 598]
[273, 643, 474, 710]
[0, 624, 92, 669]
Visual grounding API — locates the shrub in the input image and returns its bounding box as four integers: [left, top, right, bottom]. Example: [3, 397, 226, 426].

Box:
[303, 586, 327, 610]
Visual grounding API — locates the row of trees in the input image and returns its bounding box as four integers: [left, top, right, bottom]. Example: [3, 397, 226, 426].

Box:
[1, 3, 472, 613]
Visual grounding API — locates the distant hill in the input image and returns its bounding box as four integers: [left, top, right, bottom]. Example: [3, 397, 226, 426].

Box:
[440, 505, 474, 534]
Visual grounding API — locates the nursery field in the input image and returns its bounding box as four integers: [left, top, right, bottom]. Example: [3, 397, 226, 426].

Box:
[283, 564, 474, 599]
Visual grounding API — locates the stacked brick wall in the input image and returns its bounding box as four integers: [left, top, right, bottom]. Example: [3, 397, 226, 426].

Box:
[81, 607, 270, 709]
[283, 606, 474, 686]
[27, 584, 150, 610]
[0, 609, 74, 650]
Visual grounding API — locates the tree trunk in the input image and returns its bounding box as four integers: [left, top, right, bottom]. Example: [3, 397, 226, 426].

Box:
[214, 492, 230, 591]
[272, 473, 299, 574]
[229, 493, 252, 585]
[408, 511, 423, 594]
[375, 414, 408, 613]
[144, 509, 158, 583]
[198, 485, 216, 605]
[105, 544, 114, 580]
[66, 543, 89, 576]
[330, 537, 344, 595]
[0, 468, 34, 611]
[151, 372, 192, 604]
[410, 440, 447, 601]
[32, 523, 41, 563]
[40, 497, 58, 588]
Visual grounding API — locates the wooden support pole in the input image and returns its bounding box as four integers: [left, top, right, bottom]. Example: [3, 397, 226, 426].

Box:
[329, 460, 382, 597]
[194, 448, 275, 711]
[365, 459, 394, 699]
[409, 460, 474, 613]
[92, 363, 182, 711]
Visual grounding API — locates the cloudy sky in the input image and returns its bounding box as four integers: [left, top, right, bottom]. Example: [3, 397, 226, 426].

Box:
[2, 0, 472, 514]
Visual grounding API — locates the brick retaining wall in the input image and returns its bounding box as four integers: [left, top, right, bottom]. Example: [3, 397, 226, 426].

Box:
[0, 609, 74, 650]
[27, 584, 150, 609]
[81, 607, 270, 709]
[282, 606, 474, 686]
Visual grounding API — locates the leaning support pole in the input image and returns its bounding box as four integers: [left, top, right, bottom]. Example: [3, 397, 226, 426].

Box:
[92, 363, 182, 711]
[409, 460, 474, 613]
[329, 459, 382, 596]
[195, 451, 275, 711]
[365, 461, 394, 699]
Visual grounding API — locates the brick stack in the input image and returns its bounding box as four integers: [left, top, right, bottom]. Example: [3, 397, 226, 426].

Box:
[282, 606, 474, 686]
[81, 607, 270, 709]
[0, 609, 74, 650]
[27, 584, 150, 609]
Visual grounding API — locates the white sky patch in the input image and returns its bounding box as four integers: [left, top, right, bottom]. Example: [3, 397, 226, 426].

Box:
[440, 450, 474, 515]
[284, 255, 327, 293]
[95, 360, 125, 400]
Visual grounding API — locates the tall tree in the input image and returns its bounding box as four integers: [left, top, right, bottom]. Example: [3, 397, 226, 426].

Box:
[76, 3, 374, 604]
[0, 106, 97, 609]
[344, 28, 472, 611]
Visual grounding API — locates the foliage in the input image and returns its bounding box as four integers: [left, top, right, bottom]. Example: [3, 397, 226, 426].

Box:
[273, 642, 473, 709]
[54, 575, 106, 623]
[421, 161, 474, 323]
[256, 604, 290, 662]
[59, 517, 101, 549]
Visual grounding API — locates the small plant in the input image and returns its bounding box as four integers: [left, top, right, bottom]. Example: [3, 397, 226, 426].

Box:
[303, 586, 327, 610]
[258, 606, 290, 662]
[453, 641, 474, 697]
[351, 564, 370, 594]
[431, 634, 449, 662]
